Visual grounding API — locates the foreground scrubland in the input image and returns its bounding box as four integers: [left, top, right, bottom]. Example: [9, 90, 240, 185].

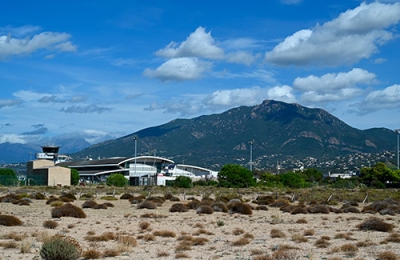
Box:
[0, 186, 400, 260]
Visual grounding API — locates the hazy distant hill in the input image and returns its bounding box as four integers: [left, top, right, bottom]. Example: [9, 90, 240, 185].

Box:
[71, 100, 396, 170]
[0, 137, 91, 164]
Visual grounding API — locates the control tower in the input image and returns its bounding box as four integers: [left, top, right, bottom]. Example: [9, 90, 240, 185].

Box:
[36, 146, 60, 161]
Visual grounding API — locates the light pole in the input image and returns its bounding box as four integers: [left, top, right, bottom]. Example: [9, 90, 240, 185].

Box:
[134, 137, 138, 176]
[249, 141, 253, 172]
[395, 129, 400, 170]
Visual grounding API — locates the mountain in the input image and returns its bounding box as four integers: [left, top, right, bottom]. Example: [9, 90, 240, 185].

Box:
[71, 100, 397, 170]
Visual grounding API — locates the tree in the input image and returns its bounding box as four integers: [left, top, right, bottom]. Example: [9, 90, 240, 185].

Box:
[360, 162, 400, 188]
[71, 169, 80, 186]
[217, 164, 256, 188]
[0, 168, 18, 186]
[106, 173, 128, 187]
[301, 168, 323, 183]
[278, 172, 306, 188]
[174, 176, 192, 188]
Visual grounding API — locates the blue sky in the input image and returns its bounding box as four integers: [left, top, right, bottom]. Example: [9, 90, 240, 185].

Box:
[1, 0, 400, 146]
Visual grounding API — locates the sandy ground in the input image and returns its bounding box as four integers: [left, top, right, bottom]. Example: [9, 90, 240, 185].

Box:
[0, 190, 400, 260]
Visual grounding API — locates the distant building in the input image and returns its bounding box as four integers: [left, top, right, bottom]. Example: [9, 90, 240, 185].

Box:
[26, 146, 71, 186]
[58, 156, 218, 186]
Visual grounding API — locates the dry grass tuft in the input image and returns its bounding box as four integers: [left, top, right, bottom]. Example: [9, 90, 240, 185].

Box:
[376, 251, 399, 260]
[233, 228, 245, 236]
[291, 233, 308, 243]
[157, 250, 170, 257]
[232, 236, 251, 246]
[340, 243, 358, 257]
[296, 218, 308, 224]
[102, 248, 120, 257]
[43, 220, 58, 229]
[175, 252, 190, 258]
[82, 249, 102, 259]
[139, 221, 150, 230]
[270, 229, 286, 238]
[117, 235, 137, 247]
[153, 230, 176, 238]
[303, 229, 315, 236]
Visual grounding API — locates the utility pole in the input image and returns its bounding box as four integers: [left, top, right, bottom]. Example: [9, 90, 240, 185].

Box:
[395, 129, 400, 170]
[249, 141, 253, 172]
[134, 137, 138, 175]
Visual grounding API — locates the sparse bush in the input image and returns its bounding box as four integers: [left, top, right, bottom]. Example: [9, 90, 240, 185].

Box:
[357, 217, 394, 232]
[43, 220, 58, 229]
[217, 220, 225, 226]
[40, 235, 81, 260]
[51, 203, 87, 218]
[0, 214, 23, 226]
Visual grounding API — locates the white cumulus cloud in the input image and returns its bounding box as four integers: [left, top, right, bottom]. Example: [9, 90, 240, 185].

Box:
[356, 84, 400, 114]
[293, 68, 376, 91]
[0, 30, 77, 59]
[265, 2, 400, 66]
[143, 57, 212, 81]
[155, 27, 224, 59]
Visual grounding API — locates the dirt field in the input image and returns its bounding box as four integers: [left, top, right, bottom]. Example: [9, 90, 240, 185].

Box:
[0, 187, 400, 260]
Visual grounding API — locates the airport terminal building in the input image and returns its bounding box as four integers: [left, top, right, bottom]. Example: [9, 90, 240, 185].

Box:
[57, 156, 218, 186]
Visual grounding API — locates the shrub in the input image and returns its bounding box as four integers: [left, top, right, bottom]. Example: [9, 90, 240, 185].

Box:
[82, 200, 98, 208]
[174, 176, 192, 188]
[50, 200, 64, 207]
[94, 203, 108, 209]
[170, 203, 189, 213]
[46, 197, 62, 205]
[43, 220, 59, 229]
[212, 202, 228, 212]
[228, 201, 252, 215]
[120, 193, 134, 200]
[137, 200, 157, 209]
[0, 214, 23, 226]
[51, 203, 87, 218]
[35, 192, 46, 200]
[40, 236, 81, 260]
[106, 173, 128, 187]
[357, 217, 394, 232]
[196, 205, 214, 214]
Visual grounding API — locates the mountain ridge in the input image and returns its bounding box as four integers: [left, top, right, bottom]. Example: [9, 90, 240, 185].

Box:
[70, 100, 396, 170]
